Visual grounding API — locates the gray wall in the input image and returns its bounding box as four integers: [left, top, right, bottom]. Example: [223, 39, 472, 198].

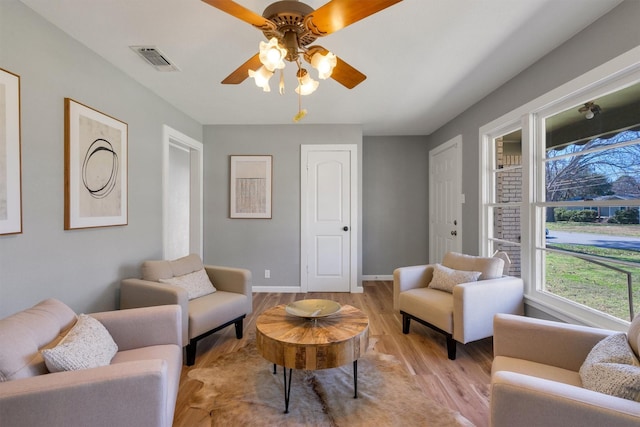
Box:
[426, 0, 640, 255]
[202, 124, 363, 289]
[363, 136, 429, 274]
[0, 1, 202, 317]
[1, 0, 637, 318]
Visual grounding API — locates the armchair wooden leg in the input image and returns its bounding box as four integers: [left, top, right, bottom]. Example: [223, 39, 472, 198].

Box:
[234, 318, 244, 339]
[446, 336, 456, 360]
[401, 312, 411, 334]
[186, 341, 197, 366]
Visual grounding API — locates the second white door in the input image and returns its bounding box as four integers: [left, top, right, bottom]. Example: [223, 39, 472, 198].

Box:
[301, 145, 356, 292]
[429, 135, 462, 263]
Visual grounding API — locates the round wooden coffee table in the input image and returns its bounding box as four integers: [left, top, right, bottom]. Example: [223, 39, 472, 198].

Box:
[255, 302, 369, 413]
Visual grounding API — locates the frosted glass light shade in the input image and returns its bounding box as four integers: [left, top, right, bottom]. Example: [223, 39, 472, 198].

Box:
[249, 66, 274, 92]
[311, 50, 337, 79]
[259, 37, 287, 72]
[295, 71, 319, 95]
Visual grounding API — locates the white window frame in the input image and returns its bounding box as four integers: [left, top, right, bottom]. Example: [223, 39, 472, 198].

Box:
[479, 46, 640, 330]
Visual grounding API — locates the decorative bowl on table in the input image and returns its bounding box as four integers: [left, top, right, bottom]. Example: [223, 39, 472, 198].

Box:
[285, 299, 341, 318]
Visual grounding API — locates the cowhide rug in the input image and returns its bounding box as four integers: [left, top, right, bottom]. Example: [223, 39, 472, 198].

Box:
[186, 341, 474, 426]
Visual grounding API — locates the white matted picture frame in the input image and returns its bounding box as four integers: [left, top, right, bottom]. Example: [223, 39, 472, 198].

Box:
[230, 155, 272, 219]
[0, 68, 22, 235]
[64, 98, 128, 229]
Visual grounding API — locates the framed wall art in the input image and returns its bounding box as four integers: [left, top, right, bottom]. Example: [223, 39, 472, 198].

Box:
[229, 155, 272, 219]
[64, 98, 128, 229]
[0, 68, 22, 235]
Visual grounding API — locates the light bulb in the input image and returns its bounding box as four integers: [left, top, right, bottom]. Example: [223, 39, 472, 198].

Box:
[259, 37, 287, 72]
[311, 50, 337, 79]
[585, 109, 594, 120]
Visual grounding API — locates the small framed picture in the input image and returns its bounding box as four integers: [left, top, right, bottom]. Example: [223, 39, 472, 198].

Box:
[230, 155, 272, 219]
[64, 98, 128, 229]
[0, 68, 22, 235]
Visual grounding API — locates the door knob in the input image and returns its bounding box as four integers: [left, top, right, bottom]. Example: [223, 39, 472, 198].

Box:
[343, 226, 349, 231]
[451, 230, 457, 236]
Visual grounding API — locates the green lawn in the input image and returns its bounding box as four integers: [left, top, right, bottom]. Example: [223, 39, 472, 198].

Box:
[546, 221, 640, 237]
[545, 242, 640, 321]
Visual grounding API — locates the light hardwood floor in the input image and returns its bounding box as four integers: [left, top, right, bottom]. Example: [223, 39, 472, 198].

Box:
[173, 281, 493, 427]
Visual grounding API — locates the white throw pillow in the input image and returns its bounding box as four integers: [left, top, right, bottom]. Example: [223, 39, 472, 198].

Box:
[160, 268, 216, 300]
[579, 333, 640, 402]
[41, 314, 118, 373]
[427, 263, 481, 293]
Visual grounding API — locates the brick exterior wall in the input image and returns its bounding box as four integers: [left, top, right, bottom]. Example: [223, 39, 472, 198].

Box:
[495, 138, 522, 276]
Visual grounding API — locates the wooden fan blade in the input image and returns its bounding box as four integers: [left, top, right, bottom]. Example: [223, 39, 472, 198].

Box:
[202, 0, 273, 30]
[221, 53, 261, 84]
[330, 57, 366, 89]
[306, 0, 403, 36]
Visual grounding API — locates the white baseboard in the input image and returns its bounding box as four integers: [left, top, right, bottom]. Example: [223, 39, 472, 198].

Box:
[252, 285, 301, 293]
[362, 275, 393, 281]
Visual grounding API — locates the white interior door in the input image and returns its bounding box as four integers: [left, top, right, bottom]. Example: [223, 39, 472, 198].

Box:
[163, 126, 203, 260]
[301, 145, 357, 292]
[429, 135, 462, 263]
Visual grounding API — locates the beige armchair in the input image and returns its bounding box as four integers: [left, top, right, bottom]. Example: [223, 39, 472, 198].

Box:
[393, 251, 524, 359]
[0, 298, 182, 427]
[491, 313, 640, 427]
[121, 254, 252, 365]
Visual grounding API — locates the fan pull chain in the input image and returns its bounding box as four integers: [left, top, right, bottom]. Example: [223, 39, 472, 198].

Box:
[293, 60, 307, 122]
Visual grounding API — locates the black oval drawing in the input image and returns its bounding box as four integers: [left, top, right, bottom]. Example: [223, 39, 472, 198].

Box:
[82, 138, 118, 199]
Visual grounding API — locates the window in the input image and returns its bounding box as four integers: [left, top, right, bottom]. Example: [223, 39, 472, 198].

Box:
[482, 128, 523, 277]
[480, 47, 640, 329]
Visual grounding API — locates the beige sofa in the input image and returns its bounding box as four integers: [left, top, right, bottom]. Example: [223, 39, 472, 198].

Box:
[121, 254, 252, 365]
[491, 313, 640, 427]
[0, 298, 182, 427]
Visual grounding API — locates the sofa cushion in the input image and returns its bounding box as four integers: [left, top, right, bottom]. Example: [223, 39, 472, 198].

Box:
[579, 333, 640, 402]
[0, 298, 77, 381]
[160, 268, 216, 300]
[427, 263, 481, 293]
[41, 314, 118, 373]
[442, 251, 504, 280]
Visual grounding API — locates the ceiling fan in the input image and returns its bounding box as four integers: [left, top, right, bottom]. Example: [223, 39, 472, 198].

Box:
[202, 0, 403, 91]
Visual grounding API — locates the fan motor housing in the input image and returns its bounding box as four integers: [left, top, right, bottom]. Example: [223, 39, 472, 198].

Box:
[261, 0, 318, 57]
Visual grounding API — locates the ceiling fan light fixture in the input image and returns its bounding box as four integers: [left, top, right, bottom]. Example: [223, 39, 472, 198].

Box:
[259, 37, 287, 71]
[295, 68, 318, 96]
[248, 66, 274, 92]
[578, 101, 601, 120]
[310, 50, 336, 79]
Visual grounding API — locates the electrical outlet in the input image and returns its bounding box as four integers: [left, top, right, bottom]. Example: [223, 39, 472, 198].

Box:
[264, 269, 270, 279]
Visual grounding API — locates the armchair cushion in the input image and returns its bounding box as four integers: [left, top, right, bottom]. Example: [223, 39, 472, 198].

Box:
[142, 253, 203, 281]
[579, 333, 640, 401]
[428, 263, 481, 293]
[491, 313, 640, 427]
[160, 268, 216, 300]
[41, 314, 118, 373]
[0, 299, 77, 381]
[442, 251, 504, 280]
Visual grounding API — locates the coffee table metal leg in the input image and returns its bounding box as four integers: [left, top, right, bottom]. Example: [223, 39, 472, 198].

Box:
[283, 367, 293, 413]
[353, 360, 358, 398]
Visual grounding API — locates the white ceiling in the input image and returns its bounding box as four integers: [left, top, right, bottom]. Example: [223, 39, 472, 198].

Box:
[19, 0, 623, 135]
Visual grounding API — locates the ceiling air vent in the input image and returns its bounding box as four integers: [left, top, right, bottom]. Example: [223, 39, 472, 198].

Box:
[130, 46, 180, 72]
